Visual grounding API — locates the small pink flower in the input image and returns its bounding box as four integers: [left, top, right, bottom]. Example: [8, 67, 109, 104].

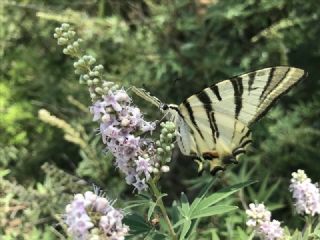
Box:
[289, 169, 320, 216]
[65, 191, 129, 240]
[246, 203, 284, 240]
[258, 220, 284, 240]
[90, 84, 156, 192]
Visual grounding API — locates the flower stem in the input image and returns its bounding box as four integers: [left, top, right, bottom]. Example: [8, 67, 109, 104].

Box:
[149, 178, 177, 240]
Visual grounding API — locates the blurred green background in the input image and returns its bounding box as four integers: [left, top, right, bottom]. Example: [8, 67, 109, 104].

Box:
[1, 0, 320, 239]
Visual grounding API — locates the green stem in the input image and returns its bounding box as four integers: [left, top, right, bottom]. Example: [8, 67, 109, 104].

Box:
[149, 178, 177, 240]
[302, 215, 313, 236]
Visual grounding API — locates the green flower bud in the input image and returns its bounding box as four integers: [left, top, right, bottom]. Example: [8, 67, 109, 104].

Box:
[92, 78, 99, 84]
[161, 165, 170, 173]
[156, 140, 161, 146]
[95, 87, 104, 94]
[157, 148, 163, 154]
[73, 42, 79, 48]
[78, 59, 85, 65]
[165, 146, 171, 152]
[87, 80, 93, 86]
[161, 128, 168, 134]
[62, 32, 69, 38]
[57, 37, 68, 45]
[61, 23, 70, 30]
[167, 133, 173, 139]
[111, 84, 119, 90]
[68, 31, 76, 38]
[90, 93, 96, 99]
[102, 81, 114, 88]
[88, 57, 96, 65]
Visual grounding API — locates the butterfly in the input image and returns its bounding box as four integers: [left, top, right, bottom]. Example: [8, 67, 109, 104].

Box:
[133, 67, 307, 174]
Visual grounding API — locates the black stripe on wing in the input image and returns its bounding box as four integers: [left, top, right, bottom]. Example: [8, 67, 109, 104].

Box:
[260, 67, 276, 100]
[210, 85, 222, 101]
[183, 100, 205, 139]
[230, 77, 244, 119]
[248, 71, 257, 93]
[254, 69, 307, 123]
[197, 91, 217, 143]
[259, 67, 290, 104]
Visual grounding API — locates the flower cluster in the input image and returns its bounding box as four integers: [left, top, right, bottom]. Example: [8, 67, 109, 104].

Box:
[54, 23, 82, 57]
[155, 121, 176, 173]
[289, 169, 320, 216]
[90, 82, 157, 191]
[65, 191, 129, 240]
[54, 24, 173, 192]
[246, 203, 284, 240]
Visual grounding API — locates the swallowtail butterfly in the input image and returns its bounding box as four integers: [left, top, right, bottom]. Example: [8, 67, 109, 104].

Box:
[133, 67, 307, 174]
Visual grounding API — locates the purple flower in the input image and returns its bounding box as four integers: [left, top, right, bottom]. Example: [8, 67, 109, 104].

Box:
[89, 84, 157, 192]
[135, 156, 152, 180]
[246, 203, 271, 227]
[289, 169, 320, 216]
[133, 177, 148, 192]
[103, 93, 122, 112]
[99, 208, 129, 240]
[90, 100, 107, 121]
[65, 195, 94, 240]
[65, 191, 129, 240]
[246, 203, 284, 240]
[258, 220, 284, 240]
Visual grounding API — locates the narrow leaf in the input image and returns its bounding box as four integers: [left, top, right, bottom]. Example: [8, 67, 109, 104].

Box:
[147, 202, 156, 221]
[179, 219, 191, 240]
[191, 205, 238, 219]
[123, 213, 151, 235]
[193, 181, 254, 214]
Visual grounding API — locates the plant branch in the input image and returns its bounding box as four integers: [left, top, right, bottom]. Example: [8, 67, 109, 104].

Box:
[149, 178, 177, 240]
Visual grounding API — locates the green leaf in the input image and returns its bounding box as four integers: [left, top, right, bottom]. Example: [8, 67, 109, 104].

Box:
[191, 205, 238, 219]
[0, 169, 10, 177]
[191, 181, 254, 214]
[179, 192, 190, 217]
[123, 199, 150, 210]
[189, 178, 216, 213]
[123, 213, 151, 235]
[173, 219, 187, 229]
[179, 219, 191, 240]
[147, 202, 156, 221]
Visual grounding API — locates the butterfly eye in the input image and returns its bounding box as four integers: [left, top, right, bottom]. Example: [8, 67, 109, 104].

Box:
[162, 104, 169, 110]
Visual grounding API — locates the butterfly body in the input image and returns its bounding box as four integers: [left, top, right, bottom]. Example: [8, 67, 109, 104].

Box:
[133, 66, 307, 174]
